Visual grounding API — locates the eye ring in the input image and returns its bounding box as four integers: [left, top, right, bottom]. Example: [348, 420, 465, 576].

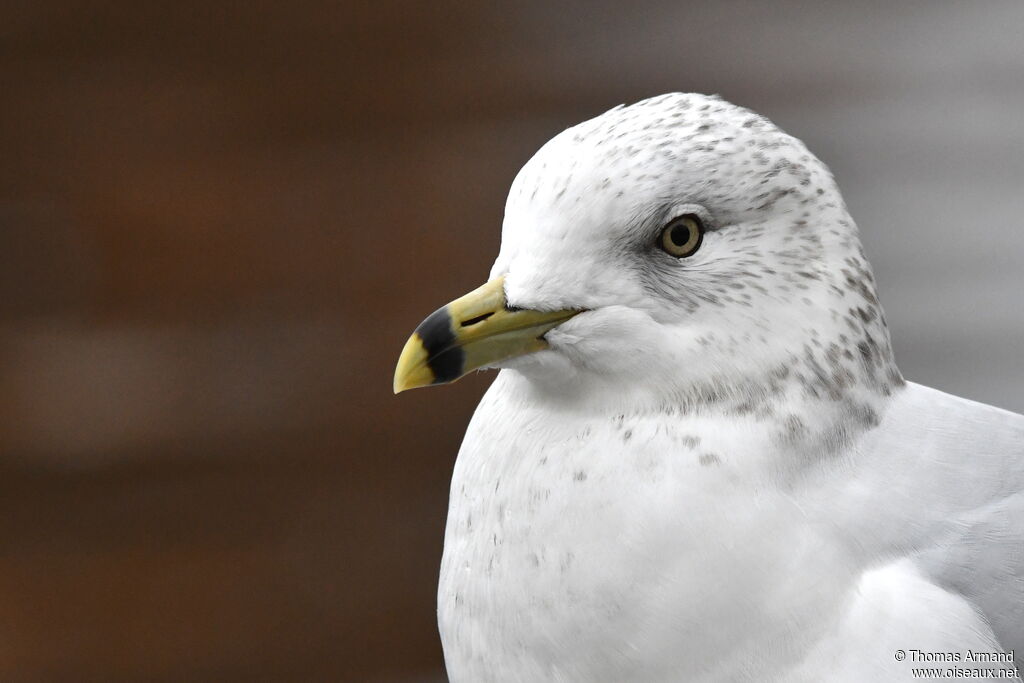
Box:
[658, 214, 704, 258]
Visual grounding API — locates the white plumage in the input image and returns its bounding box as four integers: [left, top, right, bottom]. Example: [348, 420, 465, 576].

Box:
[432, 94, 1023, 682]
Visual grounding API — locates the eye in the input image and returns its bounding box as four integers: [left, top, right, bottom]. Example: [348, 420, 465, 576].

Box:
[658, 214, 704, 258]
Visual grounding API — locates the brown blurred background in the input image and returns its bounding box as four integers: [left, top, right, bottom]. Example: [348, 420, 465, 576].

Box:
[0, 1, 1022, 681]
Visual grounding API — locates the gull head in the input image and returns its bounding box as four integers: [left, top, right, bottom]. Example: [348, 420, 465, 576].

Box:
[395, 93, 901, 410]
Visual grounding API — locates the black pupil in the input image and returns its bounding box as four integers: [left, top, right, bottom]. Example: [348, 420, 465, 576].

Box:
[670, 223, 691, 247]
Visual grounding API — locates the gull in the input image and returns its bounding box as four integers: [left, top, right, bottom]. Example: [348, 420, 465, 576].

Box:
[393, 93, 1024, 682]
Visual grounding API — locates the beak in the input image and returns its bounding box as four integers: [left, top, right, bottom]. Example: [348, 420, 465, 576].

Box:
[393, 276, 580, 393]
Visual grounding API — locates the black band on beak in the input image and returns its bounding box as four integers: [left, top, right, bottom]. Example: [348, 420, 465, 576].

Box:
[413, 306, 465, 384]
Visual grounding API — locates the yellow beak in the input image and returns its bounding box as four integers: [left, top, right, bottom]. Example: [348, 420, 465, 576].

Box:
[393, 276, 580, 393]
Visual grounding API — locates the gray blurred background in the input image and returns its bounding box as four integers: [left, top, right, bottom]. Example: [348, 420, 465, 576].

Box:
[0, 1, 1021, 681]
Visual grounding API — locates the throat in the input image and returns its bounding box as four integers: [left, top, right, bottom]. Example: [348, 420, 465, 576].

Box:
[498, 344, 903, 463]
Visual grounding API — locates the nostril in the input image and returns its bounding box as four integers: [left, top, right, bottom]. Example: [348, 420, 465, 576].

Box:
[460, 312, 495, 327]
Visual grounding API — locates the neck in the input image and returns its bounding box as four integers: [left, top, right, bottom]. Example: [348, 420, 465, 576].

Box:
[498, 326, 905, 459]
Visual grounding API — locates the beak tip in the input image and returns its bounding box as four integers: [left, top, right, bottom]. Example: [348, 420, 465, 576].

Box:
[392, 374, 411, 394]
[393, 333, 435, 394]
